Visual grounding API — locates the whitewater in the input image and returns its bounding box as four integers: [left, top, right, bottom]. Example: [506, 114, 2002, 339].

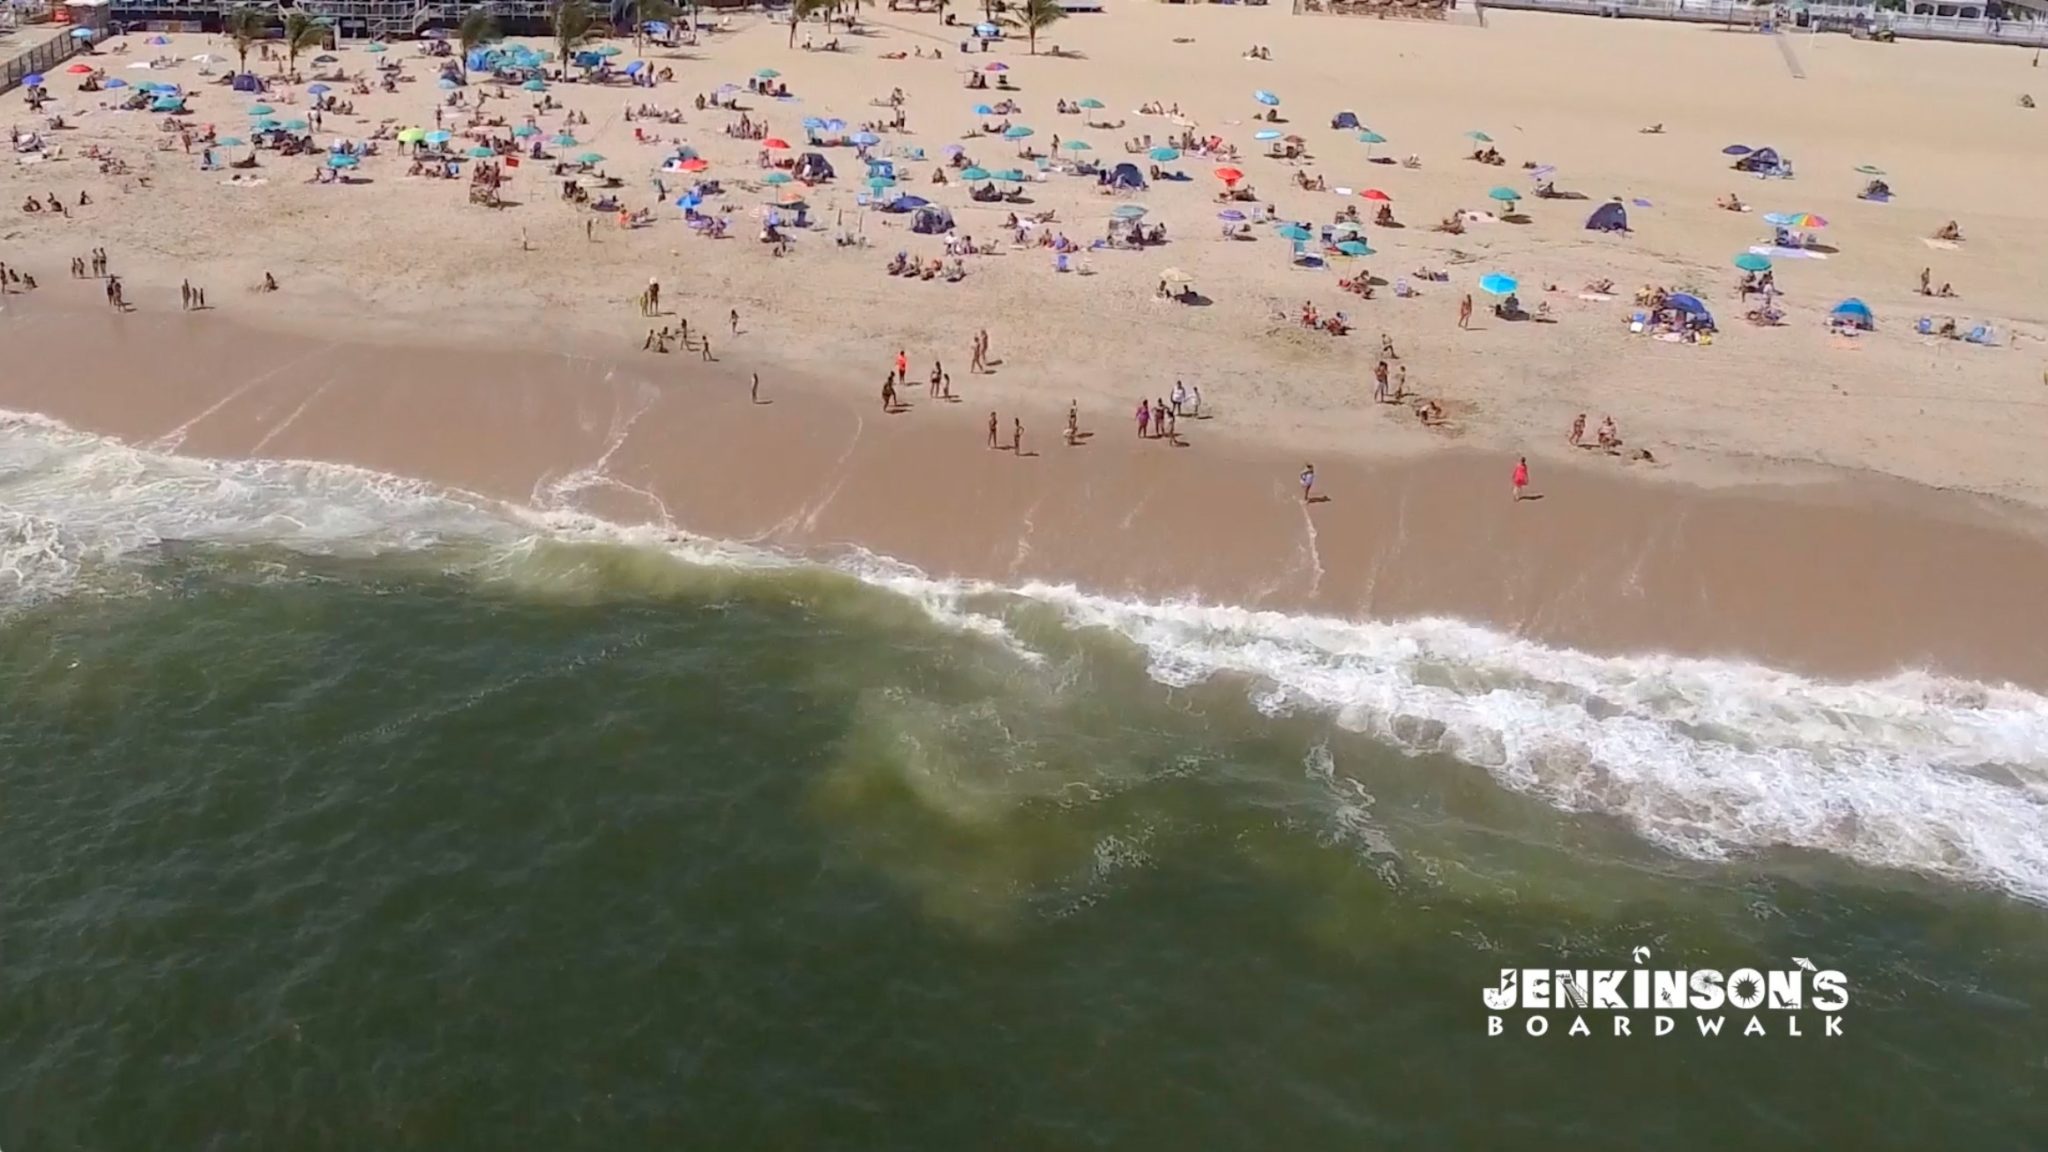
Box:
[5, 411, 2046, 904]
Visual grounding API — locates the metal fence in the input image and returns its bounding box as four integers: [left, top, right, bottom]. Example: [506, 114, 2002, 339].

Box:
[1, 27, 82, 95]
[1474, 0, 2048, 43]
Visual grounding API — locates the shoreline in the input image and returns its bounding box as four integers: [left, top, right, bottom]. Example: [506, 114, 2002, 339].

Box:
[8, 293, 2048, 690]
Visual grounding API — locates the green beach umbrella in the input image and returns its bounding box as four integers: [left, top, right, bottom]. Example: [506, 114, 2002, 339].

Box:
[513, 123, 539, 138]
[214, 135, 245, 148]
[252, 117, 281, 131]
[467, 145, 496, 158]
[365, 43, 387, 53]
[1733, 252, 1772, 272]
[960, 166, 992, 180]
[247, 103, 274, 116]
[1855, 164, 1885, 176]
[1149, 146, 1180, 162]
[1078, 97, 1104, 109]
[756, 67, 780, 78]
[1062, 139, 1092, 152]
[397, 127, 425, 143]
[1357, 130, 1387, 145]
[595, 45, 622, 57]
[576, 152, 605, 165]
[1336, 240, 1373, 257]
[1466, 130, 1492, 142]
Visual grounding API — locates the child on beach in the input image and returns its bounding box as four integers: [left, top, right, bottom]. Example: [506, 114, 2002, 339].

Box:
[1512, 456, 1530, 501]
[1300, 464, 1316, 502]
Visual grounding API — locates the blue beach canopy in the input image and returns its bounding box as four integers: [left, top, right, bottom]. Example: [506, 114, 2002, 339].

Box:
[1479, 273, 1518, 295]
[1254, 89, 1279, 106]
[1830, 298, 1874, 320]
[1149, 146, 1180, 162]
[326, 153, 359, 168]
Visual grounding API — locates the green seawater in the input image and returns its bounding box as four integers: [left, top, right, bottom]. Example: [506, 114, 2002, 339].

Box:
[3, 543, 2046, 1151]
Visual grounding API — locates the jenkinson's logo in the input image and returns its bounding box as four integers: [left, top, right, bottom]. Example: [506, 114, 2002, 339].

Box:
[1485, 948, 1849, 1038]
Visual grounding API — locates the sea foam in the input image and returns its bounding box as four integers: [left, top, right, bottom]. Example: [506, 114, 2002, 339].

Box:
[4, 412, 2046, 904]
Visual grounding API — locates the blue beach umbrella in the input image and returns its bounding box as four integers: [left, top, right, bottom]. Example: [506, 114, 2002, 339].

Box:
[513, 123, 539, 138]
[23, 73, 43, 87]
[851, 130, 881, 146]
[991, 168, 1025, 182]
[1254, 89, 1279, 106]
[1487, 186, 1521, 203]
[1149, 146, 1180, 162]
[326, 153, 359, 168]
[70, 27, 93, 39]
[1723, 144, 1753, 156]
[103, 78, 126, 89]
[960, 166, 991, 180]
[467, 145, 496, 158]
[215, 135, 245, 147]
[973, 103, 995, 116]
[1479, 273, 1518, 295]
[763, 171, 792, 184]
[1112, 204, 1147, 220]
[151, 96, 184, 111]
[576, 151, 605, 165]
[1274, 223, 1313, 241]
[425, 130, 453, 145]
[1335, 240, 1372, 257]
[1003, 125, 1033, 140]
[523, 78, 547, 92]
[308, 83, 330, 95]
[1254, 130, 1281, 141]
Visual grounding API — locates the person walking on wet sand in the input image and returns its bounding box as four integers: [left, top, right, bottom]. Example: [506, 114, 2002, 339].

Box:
[729, 308, 739, 335]
[929, 360, 943, 399]
[988, 411, 999, 448]
[1300, 463, 1316, 503]
[1458, 293, 1473, 330]
[970, 332, 985, 374]
[1512, 456, 1530, 501]
[883, 375, 898, 412]
[1013, 417, 1024, 454]
[181, 280, 193, 311]
[895, 349, 908, 386]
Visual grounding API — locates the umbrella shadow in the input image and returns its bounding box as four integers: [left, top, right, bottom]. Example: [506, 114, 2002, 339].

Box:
[1501, 212, 1532, 225]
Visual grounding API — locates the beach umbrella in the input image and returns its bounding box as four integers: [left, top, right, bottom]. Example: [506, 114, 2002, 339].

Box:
[1253, 130, 1280, 141]
[867, 176, 895, 192]
[1733, 252, 1772, 272]
[1782, 212, 1827, 229]
[576, 152, 605, 165]
[282, 119, 310, 132]
[150, 96, 184, 111]
[313, 54, 338, 64]
[985, 62, 1009, 72]
[326, 153, 359, 168]
[248, 104, 274, 116]
[961, 166, 992, 180]
[551, 133, 578, 147]
[992, 168, 1025, 182]
[23, 73, 43, 87]
[1360, 188, 1391, 201]
[1357, 131, 1387, 145]
[148, 34, 170, 45]
[975, 21, 1000, 36]
[308, 83, 331, 95]
[425, 130, 453, 145]
[764, 137, 791, 150]
[397, 127, 425, 143]
[678, 157, 709, 172]
[103, 78, 126, 89]
[365, 43, 387, 53]
[1487, 186, 1520, 203]
[438, 78, 458, 90]
[1254, 89, 1280, 106]
[1214, 166, 1243, 184]
[66, 63, 93, 74]
[851, 130, 881, 146]
[1003, 125, 1033, 140]
[802, 116, 826, 129]
[1855, 164, 1885, 176]
[1336, 240, 1372, 257]
[1218, 209, 1246, 221]
[595, 45, 622, 57]
[252, 118, 280, 131]
[823, 118, 848, 133]
[941, 144, 966, 156]
[466, 145, 495, 158]
[973, 103, 996, 115]
[1062, 139, 1091, 152]
[70, 27, 93, 39]
[1112, 204, 1147, 220]
[763, 171, 792, 184]
[1079, 98, 1105, 109]
[756, 68, 780, 79]
[1161, 268, 1193, 285]
[215, 136, 245, 148]
[1274, 223, 1313, 241]
[1466, 130, 1493, 142]
[777, 192, 808, 208]
[512, 123, 539, 138]
[1722, 144, 1753, 156]
[523, 78, 547, 92]
[1149, 146, 1180, 162]
[1478, 273, 1518, 295]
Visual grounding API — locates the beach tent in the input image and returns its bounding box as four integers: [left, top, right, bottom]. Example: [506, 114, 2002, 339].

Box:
[1104, 162, 1145, 190]
[1830, 298, 1875, 330]
[1585, 201, 1629, 233]
[795, 151, 835, 182]
[1666, 292, 1716, 329]
[1331, 110, 1360, 130]
[910, 205, 955, 234]
[1734, 147, 1784, 174]
[883, 194, 931, 213]
[231, 72, 262, 92]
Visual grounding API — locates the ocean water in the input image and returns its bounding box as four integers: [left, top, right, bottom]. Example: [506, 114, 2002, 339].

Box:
[4, 414, 2047, 1150]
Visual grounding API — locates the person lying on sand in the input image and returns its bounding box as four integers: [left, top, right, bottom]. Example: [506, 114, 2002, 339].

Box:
[1935, 220, 1964, 242]
[1716, 192, 1745, 212]
[1639, 123, 1664, 134]
[1413, 399, 1446, 426]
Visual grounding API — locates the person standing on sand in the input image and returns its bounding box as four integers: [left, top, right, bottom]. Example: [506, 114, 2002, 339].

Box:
[729, 308, 739, 335]
[700, 334, 712, 361]
[883, 376, 898, 412]
[1458, 294, 1473, 330]
[941, 368, 952, 401]
[1512, 456, 1530, 501]
[1066, 400, 1079, 446]
[988, 411, 999, 448]
[180, 280, 192, 311]
[646, 277, 660, 316]
[1373, 360, 1389, 404]
[895, 349, 908, 386]
[929, 361, 943, 399]
[970, 333, 984, 374]
[751, 372, 761, 403]
[1136, 399, 1150, 439]
[1300, 463, 1316, 503]
[1013, 417, 1023, 454]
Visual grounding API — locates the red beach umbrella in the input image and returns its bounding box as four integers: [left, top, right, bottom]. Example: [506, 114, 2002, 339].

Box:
[68, 63, 94, 74]
[1214, 166, 1244, 184]
[763, 137, 790, 150]
[678, 157, 709, 171]
[1361, 189, 1391, 201]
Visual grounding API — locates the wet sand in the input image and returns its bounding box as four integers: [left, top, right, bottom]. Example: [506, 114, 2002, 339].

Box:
[6, 293, 2047, 689]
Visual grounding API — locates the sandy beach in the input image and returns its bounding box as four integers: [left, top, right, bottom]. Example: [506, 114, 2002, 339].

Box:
[7, 5, 2048, 678]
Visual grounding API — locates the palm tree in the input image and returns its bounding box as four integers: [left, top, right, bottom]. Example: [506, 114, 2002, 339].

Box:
[282, 11, 326, 76]
[1002, 0, 1063, 55]
[458, 8, 501, 79]
[224, 5, 267, 76]
[551, 0, 600, 71]
[789, 0, 830, 48]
